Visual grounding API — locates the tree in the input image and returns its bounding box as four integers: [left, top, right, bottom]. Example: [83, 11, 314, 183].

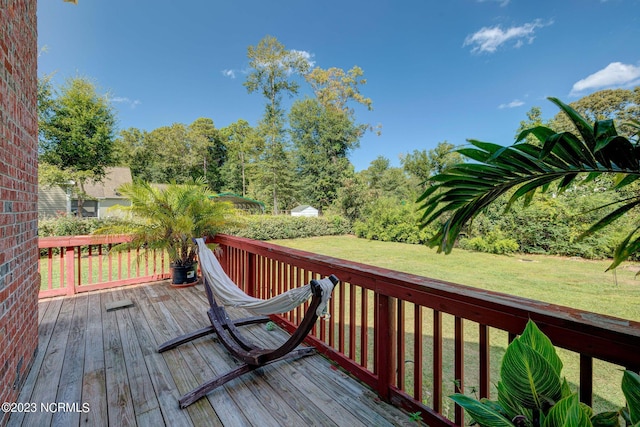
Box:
[244, 35, 311, 214]
[551, 87, 640, 137]
[39, 76, 117, 216]
[220, 119, 263, 196]
[289, 98, 359, 211]
[401, 141, 463, 187]
[515, 106, 547, 144]
[113, 127, 150, 179]
[188, 117, 226, 190]
[417, 97, 640, 269]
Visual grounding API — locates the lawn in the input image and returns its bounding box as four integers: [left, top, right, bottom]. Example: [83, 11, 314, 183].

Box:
[272, 235, 640, 322]
[270, 235, 640, 414]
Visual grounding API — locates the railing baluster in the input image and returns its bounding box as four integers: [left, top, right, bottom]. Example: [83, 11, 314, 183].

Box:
[361, 287, 369, 369]
[397, 299, 405, 390]
[65, 246, 76, 295]
[433, 309, 442, 413]
[87, 245, 93, 284]
[454, 317, 464, 426]
[47, 248, 53, 291]
[479, 324, 490, 399]
[414, 304, 423, 402]
[580, 354, 593, 406]
[349, 282, 356, 359]
[376, 294, 396, 401]
[339, 279, 346, 354]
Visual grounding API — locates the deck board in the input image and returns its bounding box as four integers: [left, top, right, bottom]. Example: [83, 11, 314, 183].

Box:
[9, 281, 417, 427]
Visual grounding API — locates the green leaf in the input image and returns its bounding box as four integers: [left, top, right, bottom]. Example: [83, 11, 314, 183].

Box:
[449, 394, 514, 427]
[579, 199, 640, 240]
[543, 393, 593, 427]
[613, 173, 640, 189]
[622, 370, 640, 424]
[518, 320, 563, 376]
[547, 97, 596, 150]
[501, 338, 563, 410]
[517, 126, 556, 145]
[590, 411, 621, 427]
[609, 226, 640, 271]
[497, 380, 533, 422]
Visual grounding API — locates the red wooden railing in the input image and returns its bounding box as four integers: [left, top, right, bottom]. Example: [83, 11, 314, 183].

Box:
[38, 235, 170, 298]
[211, 234, 640, 427]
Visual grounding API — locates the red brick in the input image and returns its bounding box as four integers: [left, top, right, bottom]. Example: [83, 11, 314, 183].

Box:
[0, 1, 38, 425]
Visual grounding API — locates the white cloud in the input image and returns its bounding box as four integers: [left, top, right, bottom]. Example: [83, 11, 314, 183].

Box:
[109, 96, 141, 109]
[570, 62, 640, 96]
[464, 19, 552, 54]
[498, 99, 525, 109]
[222, 69, 236, 79]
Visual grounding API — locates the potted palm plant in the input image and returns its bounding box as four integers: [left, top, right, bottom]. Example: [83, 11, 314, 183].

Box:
[95, 178, 236, 287]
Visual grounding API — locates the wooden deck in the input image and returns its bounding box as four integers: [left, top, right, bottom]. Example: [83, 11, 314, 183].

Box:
[9, 281, 417, 427]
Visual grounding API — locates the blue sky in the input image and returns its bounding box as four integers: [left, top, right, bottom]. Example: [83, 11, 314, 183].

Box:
[38, 0, 640, 171]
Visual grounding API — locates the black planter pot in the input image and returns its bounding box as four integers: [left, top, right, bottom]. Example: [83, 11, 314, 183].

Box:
[170, 262, 198, 286]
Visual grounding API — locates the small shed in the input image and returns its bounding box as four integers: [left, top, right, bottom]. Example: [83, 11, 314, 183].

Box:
[210, 193, 265, 214]
[291, 205, 319, 217]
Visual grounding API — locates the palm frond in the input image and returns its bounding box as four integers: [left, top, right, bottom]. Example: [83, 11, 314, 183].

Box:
[417, 97, 640, 268]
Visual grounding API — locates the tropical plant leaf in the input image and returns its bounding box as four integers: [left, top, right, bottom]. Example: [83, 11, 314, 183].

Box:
[622, 370, 640, 424]
[579, 199, 640, 241]
[517, 125, 556, 145]
[543, 393, 593, 427]
[547, 97, 596, 149]
[449, 394, 514, 427]
[517, 320, 563, 376]
[497, 380, 533, 423]
[417, 96, 640, 265]
[590, 411, 621, 427]
[500, 338, 563, 410]
[613, 173, 640, 189]
[609, 226, 640, 271]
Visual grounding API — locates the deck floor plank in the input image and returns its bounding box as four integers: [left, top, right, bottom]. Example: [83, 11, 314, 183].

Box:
[9, 281, 418, 426]
[135, 284, 224, 427]
[111, 288, 165, 426]
[81, 290, 108, 427]
[102, 290, 138, 427]
[119, 287, 195, 427]
[27, 297, 75, 427]
[146, 284, 288, 427]
[52, 293, 88, 427]
[8, 297, 64, 427]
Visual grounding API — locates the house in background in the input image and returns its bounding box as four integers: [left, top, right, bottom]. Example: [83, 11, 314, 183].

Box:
[38, 166, 133, 218]
[291, 205, 319, 217]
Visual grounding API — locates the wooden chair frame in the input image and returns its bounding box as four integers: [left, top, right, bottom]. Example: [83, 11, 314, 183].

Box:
[158, 272, 339, 408]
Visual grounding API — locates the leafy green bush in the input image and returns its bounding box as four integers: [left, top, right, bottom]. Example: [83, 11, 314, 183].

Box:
[38, 215, 129, 237]
[458, 230, 519, 255]
[353, 197, 434, 244]
[224, 214, 352, 240]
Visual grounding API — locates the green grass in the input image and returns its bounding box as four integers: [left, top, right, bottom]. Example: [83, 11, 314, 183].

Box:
[272, 235, 640, 322]
[271, 235, 640, 414]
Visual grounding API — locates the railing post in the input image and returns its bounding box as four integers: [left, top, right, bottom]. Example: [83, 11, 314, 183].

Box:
[65, 245, 76, 295]
[375, 293, 396, 402]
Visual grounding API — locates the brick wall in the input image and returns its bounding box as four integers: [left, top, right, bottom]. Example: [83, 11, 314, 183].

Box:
[0, 1, 39, 425]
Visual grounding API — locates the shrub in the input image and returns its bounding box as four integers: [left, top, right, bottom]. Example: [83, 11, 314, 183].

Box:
[38, 215, 130, 237]
[353, 197, 435, 245]
[458, 230, 519, 255]
[223, 214, 352, 240]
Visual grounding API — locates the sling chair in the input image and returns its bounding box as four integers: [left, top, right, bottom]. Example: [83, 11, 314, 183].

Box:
[158, 238, 339, 408]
